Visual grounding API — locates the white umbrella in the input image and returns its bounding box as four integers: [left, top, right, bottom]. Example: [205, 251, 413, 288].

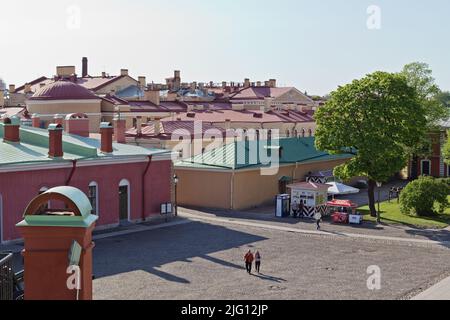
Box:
[326, 182, 360, 195]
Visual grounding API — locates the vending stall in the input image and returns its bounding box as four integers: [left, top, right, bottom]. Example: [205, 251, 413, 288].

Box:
[326, 199, 361, 224]
[287, 182, 330, 218]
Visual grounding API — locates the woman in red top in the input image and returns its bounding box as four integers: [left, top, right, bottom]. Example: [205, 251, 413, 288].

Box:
[244, 250, 254, 274]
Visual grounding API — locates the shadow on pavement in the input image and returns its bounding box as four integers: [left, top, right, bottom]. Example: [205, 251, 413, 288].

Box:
[251, 273, 287, 283]
[93, 221, 267, 284]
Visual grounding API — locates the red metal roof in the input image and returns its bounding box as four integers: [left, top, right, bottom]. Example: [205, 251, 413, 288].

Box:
[29, 80, 99, 101]
[126, 120, 226, 138]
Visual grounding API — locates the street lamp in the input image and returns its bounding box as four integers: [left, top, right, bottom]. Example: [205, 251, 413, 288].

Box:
[376, 181, 382, 223]
[174, 174, 179, 216]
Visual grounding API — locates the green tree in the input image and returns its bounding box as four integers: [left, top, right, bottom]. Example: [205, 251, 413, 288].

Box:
[315, 71, 427, 220]
[401, 63, 450, 178]
[400, 176, 449, 216]
[444, 132, 450, 164]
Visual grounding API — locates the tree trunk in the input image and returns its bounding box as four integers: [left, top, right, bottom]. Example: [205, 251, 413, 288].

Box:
[367, 179, 377, 217]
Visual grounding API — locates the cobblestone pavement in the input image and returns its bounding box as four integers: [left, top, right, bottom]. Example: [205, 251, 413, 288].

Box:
[180, 207, 450, 244]
[93, 213, 450, 300]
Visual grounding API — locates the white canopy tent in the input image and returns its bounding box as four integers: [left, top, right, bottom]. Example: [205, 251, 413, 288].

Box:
[326, 182, 360, 195]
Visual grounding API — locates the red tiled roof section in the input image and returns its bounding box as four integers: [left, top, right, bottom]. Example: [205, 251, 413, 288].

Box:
[76, 75, 125, 91]
[29, 80, 99, 101]
[126, 121, 226, 138]
[161, 109, 314, 124]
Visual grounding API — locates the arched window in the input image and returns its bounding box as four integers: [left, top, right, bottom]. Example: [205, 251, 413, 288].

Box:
[88, 182, 99, 216]
[286, 130, 290, 137]
[294, 130, 298, 137]
[119, 179, 131, 222]
[268, 130, 272, 141]
[308, 129, 313, 137]
[301, 129, 306, 137]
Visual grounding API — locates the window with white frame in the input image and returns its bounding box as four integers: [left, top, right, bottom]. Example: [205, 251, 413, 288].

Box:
[88, 182, 99, 215]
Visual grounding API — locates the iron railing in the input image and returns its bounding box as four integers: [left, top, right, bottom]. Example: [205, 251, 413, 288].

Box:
[0, 252, 14, 300]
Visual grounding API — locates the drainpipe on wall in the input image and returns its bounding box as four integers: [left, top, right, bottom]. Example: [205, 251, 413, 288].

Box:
[230, 169, 235, 210]
[66, 160, 77, 186]
[292, 162, 299, 181]
[142, 155, 153, 222]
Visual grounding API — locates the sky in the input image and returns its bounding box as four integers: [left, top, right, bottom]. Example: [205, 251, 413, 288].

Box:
[0, 0, 449, 95]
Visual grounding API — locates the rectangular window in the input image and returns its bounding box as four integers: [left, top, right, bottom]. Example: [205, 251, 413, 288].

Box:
[89, 185, 98, 215]
[421, 160, 431, 176]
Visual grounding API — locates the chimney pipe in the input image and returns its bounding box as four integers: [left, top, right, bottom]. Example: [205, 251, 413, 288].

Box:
[138, 76, 146, 88]
[82, 57, 88, 77]
[100, 122, 114, 153]
[32, 114, 41, 128]
[53, 114, 64, 127]
[48, 124, 64, 158]
[154, 118, 161, 135]
[3, 116, 20, 143]
[113, 116, 126, 143]
[136, 117, 143, 135]
[24, 83, 32, 94]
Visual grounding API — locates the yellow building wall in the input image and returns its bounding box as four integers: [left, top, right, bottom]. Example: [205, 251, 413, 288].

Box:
[174, 157, 351, 211]
[175, 168, 232, 209]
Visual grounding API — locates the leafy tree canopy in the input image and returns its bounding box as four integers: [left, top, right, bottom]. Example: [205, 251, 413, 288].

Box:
[315, 71, 427, 216]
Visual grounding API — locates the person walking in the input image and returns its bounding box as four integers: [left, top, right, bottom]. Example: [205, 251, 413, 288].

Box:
[298, 201, 305, 218]
[254, 251, 261, 274]
[292, 201, 298, 218]
[315, 211, 322, 230]
[244, 250, 254, 274]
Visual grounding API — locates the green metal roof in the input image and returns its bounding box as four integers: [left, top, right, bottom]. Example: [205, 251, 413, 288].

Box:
[176, 137, 353, 170]
[17, 186, 98, 228]
[0, 123, 170, 167]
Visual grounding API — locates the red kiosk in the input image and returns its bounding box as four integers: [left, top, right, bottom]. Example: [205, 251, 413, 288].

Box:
[327, 199, 361, 224]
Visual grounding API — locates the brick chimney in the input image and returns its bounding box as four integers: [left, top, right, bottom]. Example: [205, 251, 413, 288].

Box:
[136, 116, 143, 135]
[24, 83, 32, 94]
[9, 84, 15, 93]
[48, 124, 64, 158]
[3, 116, 20, 143]
[113, 116, 126, 143]
[32, 114, 41, 128]
[120, 69, 129, 76]
[0, 90, 4, 107]
[64, 113, 90, 137]
[244, 78, 250, 88]
[138, 76, 146, 88]
[100, 122, 113, 153]
[82, 57, 88, 77]
[144, 89, 160, 106]
[53, 114, 64, 127]
[269, 79, 277, 88]
[154, 118, 161, 135]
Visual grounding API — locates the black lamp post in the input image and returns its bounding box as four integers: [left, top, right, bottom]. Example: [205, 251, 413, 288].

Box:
[376, 181, 382, 223]
[174, 174, 179, 216]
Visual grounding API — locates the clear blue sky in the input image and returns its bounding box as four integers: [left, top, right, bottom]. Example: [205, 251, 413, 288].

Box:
[0, 0, 448, 95]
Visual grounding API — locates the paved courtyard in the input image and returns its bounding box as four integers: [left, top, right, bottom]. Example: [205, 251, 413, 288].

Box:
[93, 211, 450, 300]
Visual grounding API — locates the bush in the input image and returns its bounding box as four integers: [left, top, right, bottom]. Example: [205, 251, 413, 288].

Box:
[400, 176, 449, 216]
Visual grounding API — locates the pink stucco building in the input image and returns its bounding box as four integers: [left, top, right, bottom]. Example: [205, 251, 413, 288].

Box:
[0, 115, 173, 244]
